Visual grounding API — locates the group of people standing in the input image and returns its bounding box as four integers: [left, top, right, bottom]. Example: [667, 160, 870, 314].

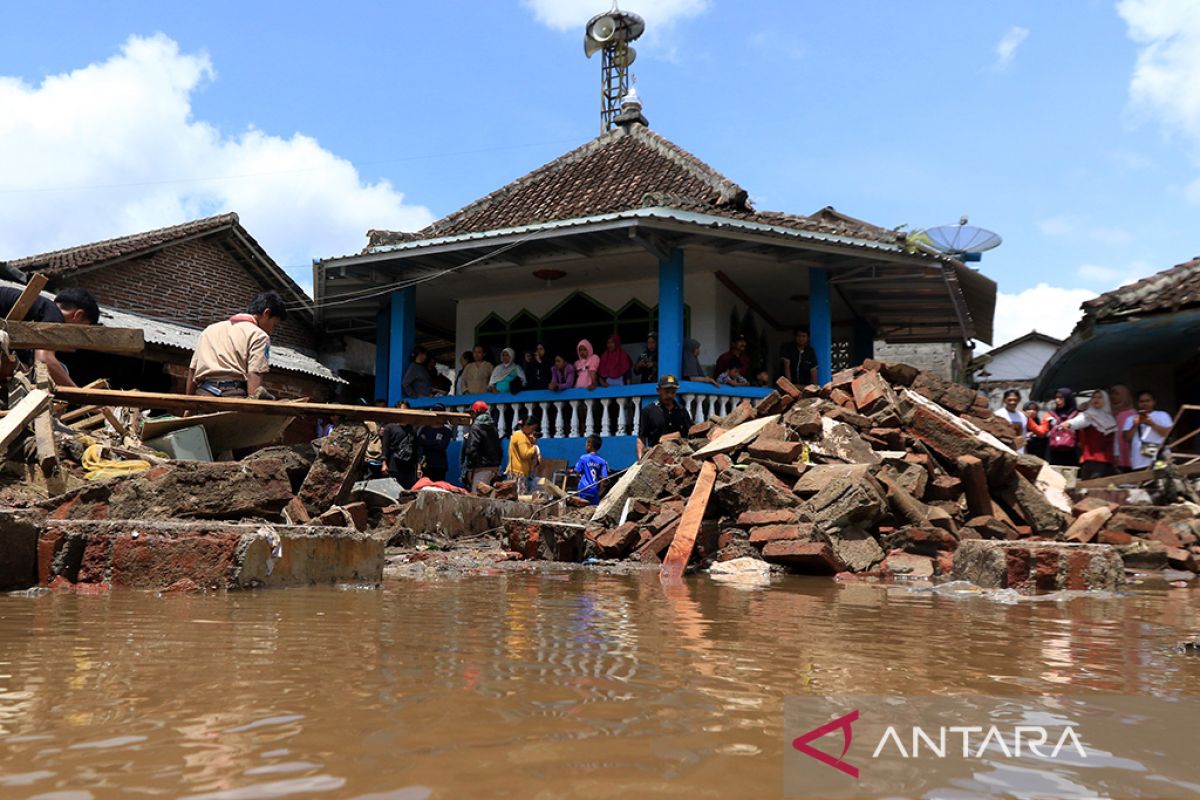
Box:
[996, 385, 1173, 479]
[399, 326, 823, 399]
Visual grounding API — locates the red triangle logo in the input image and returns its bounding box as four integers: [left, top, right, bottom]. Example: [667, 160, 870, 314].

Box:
[791, 709, 859, 779]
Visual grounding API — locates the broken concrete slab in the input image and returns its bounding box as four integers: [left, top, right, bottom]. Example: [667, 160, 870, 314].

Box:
[41, 519, 382, 590]
[46, 459, 294, 521]
[297, 424, 369, 517]
[591, 461, 669, 524]
[824, 526, 884, 572]
[714, 463, 802, 516]
[807, 417, 880, 464]
[394, 491, 535, 540]
[1011, 474, 1068, 535]
[801, 472, 888, 531]
[952, 540, 1124, 592]
[792, 464, 871, 495]
[504, 518, 588, 562]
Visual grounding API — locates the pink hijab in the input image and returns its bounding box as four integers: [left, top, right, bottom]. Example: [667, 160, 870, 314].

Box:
[574, 339, 599, 388]
[597, 333, 633, 379]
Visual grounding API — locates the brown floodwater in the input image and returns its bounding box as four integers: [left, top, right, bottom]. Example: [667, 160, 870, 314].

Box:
[1, 570, 1198, 799]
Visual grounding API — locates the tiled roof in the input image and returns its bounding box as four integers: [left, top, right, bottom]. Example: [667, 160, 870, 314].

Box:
[6, 214, 240, 276]
[1082, 257, 1200, 320]
[365, 122, 907, 251]
[0, 278, 342, 383]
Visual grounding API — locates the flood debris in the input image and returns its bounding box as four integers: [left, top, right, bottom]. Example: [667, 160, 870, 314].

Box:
[485, 360, 1199, 594]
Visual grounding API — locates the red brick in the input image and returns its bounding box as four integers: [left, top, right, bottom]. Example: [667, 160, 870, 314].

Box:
[749, 524, 811, 545]
[1065, 550, 1090, 590]
[1005, 549, 1032, 591]
[736, 509, 800, 527]
[745, 439, 805, 463]
[761, 540, 843, 573]
[1033, 549, 1060, 591]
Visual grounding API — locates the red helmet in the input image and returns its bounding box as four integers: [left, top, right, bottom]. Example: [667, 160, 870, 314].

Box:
[471, 401, 490, 414]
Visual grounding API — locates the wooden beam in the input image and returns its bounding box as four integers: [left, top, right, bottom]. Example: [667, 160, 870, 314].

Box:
[714, 270, 787, 331]
[4, 274, 49, 322]
[4, 322, 145, 354]
[0, 389, 51, 452]
[52, 387, 473, 426]
[661, 460, 717, 579]
[32, 364, 59, 480]
[1077, 461, 1200, 488]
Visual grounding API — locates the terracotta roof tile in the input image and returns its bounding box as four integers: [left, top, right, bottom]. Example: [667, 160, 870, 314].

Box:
[5, 213, 239, 276]
[364, 123, 904, 251]
[1082, 257, 1200, 320]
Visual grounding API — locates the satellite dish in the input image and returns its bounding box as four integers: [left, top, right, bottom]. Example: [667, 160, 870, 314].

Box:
[923, 217, 1002, 262]
[591, 15, 617, 42]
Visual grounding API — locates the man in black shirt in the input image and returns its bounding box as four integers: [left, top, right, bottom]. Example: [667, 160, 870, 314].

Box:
[0, 285, 99, 387]
[779, 328, 819, 386]
[637, 374, 693, 460]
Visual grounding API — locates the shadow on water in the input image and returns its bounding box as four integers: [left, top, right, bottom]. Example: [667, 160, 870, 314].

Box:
[0, 572, 1197, 797]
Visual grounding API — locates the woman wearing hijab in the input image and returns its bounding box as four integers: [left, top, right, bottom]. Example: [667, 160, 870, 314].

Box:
[487, 348, 526, 394]
[1046, 387, 1081, 466]
[682, 338, 718, 386]
[1059, 389, 1117, 480]
[597, 333, 633, 387]
[574, 339, 600, 389]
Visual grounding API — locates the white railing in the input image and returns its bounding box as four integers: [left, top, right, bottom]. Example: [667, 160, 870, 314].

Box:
[407, 383, 770, 440]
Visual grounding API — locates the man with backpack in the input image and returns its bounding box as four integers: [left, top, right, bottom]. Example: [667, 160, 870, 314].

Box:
[461, 400, 502, 492]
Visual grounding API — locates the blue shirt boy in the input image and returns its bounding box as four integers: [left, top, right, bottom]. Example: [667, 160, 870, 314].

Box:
[574, 451, 609, 505]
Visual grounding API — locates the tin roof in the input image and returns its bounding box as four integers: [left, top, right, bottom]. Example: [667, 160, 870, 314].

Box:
[0, 279, 342, 383]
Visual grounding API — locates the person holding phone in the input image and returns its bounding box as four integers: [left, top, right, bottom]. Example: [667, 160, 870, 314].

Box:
[1121, 389, 1172, 470]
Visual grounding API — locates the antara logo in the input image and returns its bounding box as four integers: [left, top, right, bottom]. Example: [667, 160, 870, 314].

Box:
[791, 710, 859, 778]
[792, 709, 1088, 778]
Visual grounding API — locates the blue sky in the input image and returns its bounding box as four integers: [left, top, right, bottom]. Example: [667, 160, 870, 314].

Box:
[1, 0, 1198, 346]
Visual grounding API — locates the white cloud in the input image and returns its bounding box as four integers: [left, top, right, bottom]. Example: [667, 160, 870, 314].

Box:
[1119, 0, 1200, 139]
[994, 26, 1029, 70]
[989, 283, 1096, 347]
[522, 0, 710, 31]
[1076, 262, 1148, 287]
[1037, 215, 1075, 236]
[0, 34, 433, 295]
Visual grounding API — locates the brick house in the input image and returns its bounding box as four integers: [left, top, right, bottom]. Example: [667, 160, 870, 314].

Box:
[2, 214, 341, 399]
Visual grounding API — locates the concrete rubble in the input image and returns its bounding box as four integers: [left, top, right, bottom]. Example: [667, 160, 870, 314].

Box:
[1, 424, 387, 592]
[4, 362, 1197, 596]
[485, 361, 1199, 594]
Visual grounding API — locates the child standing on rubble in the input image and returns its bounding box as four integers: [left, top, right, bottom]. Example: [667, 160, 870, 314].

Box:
[573, 435, 609, 505]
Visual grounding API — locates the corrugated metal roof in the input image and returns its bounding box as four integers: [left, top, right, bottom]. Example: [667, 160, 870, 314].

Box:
[0, 279, 343, 383]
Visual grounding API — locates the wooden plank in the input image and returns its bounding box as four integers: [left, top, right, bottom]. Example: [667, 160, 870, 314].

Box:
[32, 364, 59, 478]
[3, 321, 145, 354]
[660, 460, 717, 579]
[4, 274, 49, 322]
[693, 415, 780, 458]
[0, 389, 51, 452]
[53, 386, 473, 426]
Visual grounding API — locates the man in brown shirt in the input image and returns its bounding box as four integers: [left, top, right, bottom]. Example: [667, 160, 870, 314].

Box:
[186, 291, 287, 398]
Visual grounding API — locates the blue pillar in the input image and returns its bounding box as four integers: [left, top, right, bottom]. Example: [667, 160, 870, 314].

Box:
[809, 267, 832, 385]
[387, 286, 416, 405]
[658, 248, 684, 380]
[854, 317, 875, 365]
[375, 305, 391, 402]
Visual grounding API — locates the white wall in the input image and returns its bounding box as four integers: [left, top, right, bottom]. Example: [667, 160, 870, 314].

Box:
[873, 341, 969, 382]
[452, 272, 726, 370]
[976, 339, 1059, 383]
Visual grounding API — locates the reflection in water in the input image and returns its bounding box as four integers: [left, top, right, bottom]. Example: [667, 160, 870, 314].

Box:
[0, 573, 1196, 797]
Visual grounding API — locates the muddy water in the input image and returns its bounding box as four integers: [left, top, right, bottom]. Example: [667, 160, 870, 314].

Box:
[1, 571, 1198, 799]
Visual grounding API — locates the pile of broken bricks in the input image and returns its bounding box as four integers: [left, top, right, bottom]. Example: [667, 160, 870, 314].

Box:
[502, 360, 1199, 590]
[0, 424, 387, 592]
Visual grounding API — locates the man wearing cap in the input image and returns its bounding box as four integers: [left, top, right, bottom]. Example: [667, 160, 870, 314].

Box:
[461, 400, 502, 491]
[637, 374, 693, 460]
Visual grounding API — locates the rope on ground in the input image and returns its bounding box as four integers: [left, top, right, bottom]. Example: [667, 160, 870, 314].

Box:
[78, 435, 152, 481]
